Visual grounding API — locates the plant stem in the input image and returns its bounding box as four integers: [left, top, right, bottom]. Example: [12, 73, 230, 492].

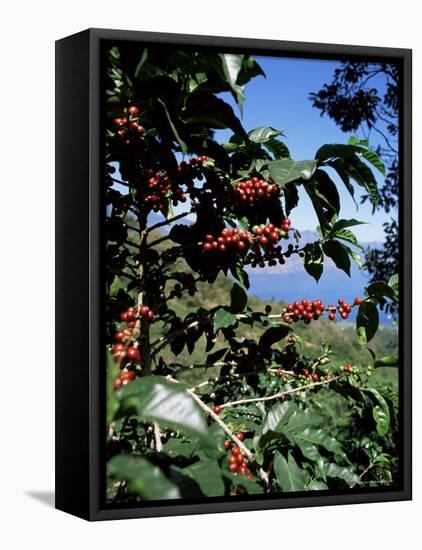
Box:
[219, 374, 342, 409]
[166, 376, 270, 486]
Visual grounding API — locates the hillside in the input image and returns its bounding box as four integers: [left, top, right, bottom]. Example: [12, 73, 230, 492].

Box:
[153, 268, 398, 386]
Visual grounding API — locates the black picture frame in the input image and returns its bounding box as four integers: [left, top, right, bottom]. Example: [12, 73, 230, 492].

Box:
[55, 28, 412, 521]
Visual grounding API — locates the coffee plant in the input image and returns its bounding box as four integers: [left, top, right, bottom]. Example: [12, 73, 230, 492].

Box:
[104, 45, 399, 502]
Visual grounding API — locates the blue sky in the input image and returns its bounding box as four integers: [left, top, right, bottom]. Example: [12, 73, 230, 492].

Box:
[212, 55, 393, 243]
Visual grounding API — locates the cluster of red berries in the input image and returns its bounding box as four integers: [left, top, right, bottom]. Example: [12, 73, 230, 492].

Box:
[119, 304, 156, 325]
[224, 435, 254, 479]
[113, 369, 134, 390]
[112, 342, 141, 363]
[113, 105, 145, 139]
[144, 168, 187, 211]
[234, 177, 279, 204]
[177, 156, 208, 189]
[252, 222, 291, 247]
[202, 227, 251, 253]
[282, 297, 362, 324]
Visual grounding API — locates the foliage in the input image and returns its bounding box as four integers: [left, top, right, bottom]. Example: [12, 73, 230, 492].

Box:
[310, 62, 399, 315]
[104, 46, 399, 503]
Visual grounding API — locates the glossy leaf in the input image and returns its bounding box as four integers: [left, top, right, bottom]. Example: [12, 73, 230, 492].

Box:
[324, 462, 360, 486]
[323, 239, 351, 276]
[268, 159, 317, 186]
[230, 281, 248, 313]
[117, 377, 208, 440]
[366, 281, 397, 301]
[263, 138, 290, 159]
[356, 301, 379, 344]
[248, 126, 284, 143]
[259, 324, 290, 348]
[213, 308, 238, 332]
[219, 54, 245, 109]
[183, 459, 225, 496]
[374, 355, 398, 369]
[303, 242, 324, 282]
[108, 455, 181, 500]
[364, 388, 391, 436]
[274, 451, 306, 492]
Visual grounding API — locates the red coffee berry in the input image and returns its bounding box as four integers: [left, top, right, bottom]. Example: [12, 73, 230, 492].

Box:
[354, 297, 362, 305]
[231, 446, 241, 456]
[212, 406, 221, 414]
[120, 370, 134, 382]
[113, 377, 123, 390]
[126, 346, 141, 362]
[112, 343, 125, 356]
[128, 105, 139, 116]
[224, 440, 231, 450]
[237, 432, 245, 441]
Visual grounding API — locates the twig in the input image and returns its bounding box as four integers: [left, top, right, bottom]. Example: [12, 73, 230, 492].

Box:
[148, 234, 171, 248]
[147, 210, 193, 233]
[166, 376, 269, 486]
[219, 374, 342, 409]
[153, 422, 163, 452]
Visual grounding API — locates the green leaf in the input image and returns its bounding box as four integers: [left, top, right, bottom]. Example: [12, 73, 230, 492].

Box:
[323, 240, 351, 276]
[361, 149, 386, 175]
[346, 158, 379, 206]
[263, 138, 290, 159]
[333, 228, 363, 251]
[213, 308, 238, 332]
[366, 281, 397, 301]
[348, 136, 369, 147]
[248, 126, 284, 143]
[108, 455, 181, 500]
[364, 388, 391, 436]
[374, 355, 398, 369]
[259, 324, 290, 348]
[388, 274, 399, 294]
[260, 402, 296, 435]
[219, 54, 245, 109]
[329, 218, 366, 234]
[315, 143, 361, 161]
[230, 281, 248, 313]
[274, 451, 306, 492]
[117, 377, 208, 440]
[343, 243, 363, 269]
[134, 49, 148, 78]
[324, 462, 360, 486]
[109, 275, 123, 297]
[284, 410, 322, 434]
[303, 242, 324, 282]
[162, 438, 197, 459]
[304, 170, 340, 234]
[283, 182, 299, 214]
[183, 459, 225, 497]
[294, 428, 346, 459]
[356, 301, 379, 344]
[223, 471, 264, 494]
[106, 352, 119, 425]
[183, 92, 246, 136]
[229, 259, 250, 289]
[268, 159, 317, 187]
[157, 98, 187, 153]
[206, 347, 229, 365]
[307, 480, 329, 490]
[316, 142, 385, 175]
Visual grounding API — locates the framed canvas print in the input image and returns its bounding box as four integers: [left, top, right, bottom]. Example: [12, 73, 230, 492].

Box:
[55, 28, 412, 521]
